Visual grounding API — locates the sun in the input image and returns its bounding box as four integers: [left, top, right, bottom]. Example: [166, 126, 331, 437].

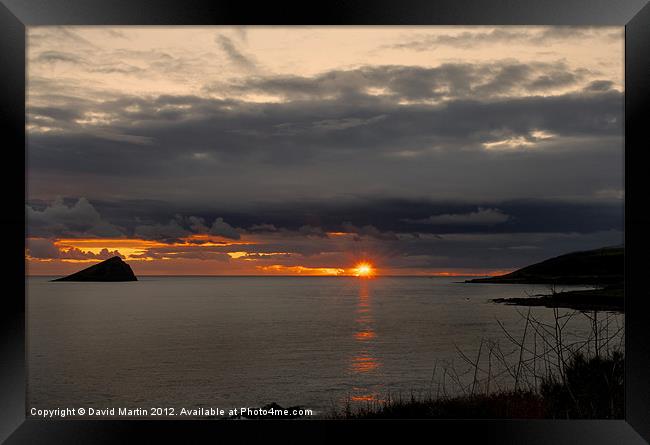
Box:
[354, 262, 374, 278]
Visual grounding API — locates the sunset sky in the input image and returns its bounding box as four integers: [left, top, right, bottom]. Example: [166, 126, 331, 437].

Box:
[26, 26, 624, 276]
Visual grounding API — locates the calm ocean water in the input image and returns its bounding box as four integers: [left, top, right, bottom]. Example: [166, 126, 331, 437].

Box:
[27, 276, 623, 417]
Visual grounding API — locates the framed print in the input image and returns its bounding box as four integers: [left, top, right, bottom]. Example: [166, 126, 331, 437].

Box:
[2, 0, 650, 443]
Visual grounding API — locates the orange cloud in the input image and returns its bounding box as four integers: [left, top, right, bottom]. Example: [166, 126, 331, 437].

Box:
[26, 234, 516, 277]
[50, 234, 256, 260]
[256, 265, 346, 276]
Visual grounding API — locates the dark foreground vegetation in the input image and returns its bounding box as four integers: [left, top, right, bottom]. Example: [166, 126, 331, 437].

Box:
[332, 352, 623, 419]
[331, 309, 624, 419]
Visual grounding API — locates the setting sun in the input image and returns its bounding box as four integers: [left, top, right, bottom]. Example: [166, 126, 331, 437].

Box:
[354, 262, 374, 278]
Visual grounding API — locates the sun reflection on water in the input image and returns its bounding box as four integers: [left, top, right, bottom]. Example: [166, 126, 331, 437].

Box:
[348, 279, 382, 403]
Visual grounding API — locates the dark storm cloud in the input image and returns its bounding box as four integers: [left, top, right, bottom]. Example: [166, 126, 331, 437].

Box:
[27, 197, 124, 238]
[25, 197, 245, 242]
[215, 61, 590, 101]
[26, 58, 623, 267]
[121, 227, 622, 272]
[249, 199, 622, 235]
[25, 196, 623, 273]
[129, 214, 241, 242]
[27, 62, 615, 159]
[340, 223, 399, 241]
[53, 197, 621, 239]
[27, 86, 622, 178]
[208, 217, 241, 239]
[134, 219, 190, 242]
[404, 207, 511, 225]
[373, 230, 623, 271]
[26, 86, 622, 241]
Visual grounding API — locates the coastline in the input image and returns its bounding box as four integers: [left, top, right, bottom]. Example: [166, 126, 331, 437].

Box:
[491, 287, 623, 312]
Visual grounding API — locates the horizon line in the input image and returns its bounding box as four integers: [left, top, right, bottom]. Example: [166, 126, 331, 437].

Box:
[26, 274, 494, 278]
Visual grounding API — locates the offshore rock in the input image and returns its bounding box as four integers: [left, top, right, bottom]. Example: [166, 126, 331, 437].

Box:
[52, 256, 137, 282]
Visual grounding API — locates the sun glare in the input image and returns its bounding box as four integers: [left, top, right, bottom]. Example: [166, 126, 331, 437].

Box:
[354, 262, 374, 278]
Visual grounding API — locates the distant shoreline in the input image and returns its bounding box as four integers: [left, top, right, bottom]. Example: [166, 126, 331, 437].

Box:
[491, 287, 623, 312]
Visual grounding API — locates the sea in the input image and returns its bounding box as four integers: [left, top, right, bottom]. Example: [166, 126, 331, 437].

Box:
[26, 276, 624, 418]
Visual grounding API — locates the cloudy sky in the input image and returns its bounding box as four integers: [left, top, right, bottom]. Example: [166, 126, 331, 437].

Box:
[26, 26, 624, 276]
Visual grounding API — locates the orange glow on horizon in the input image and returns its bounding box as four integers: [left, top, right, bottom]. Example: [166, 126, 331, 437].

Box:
[54, 238, 165, 248]
[32, 235, 259, 262]
[27, 237, 515, 277]
[353, 262, 375, 278]
[54, 234, 253, 250]
[326, 231, 352, 237]
[256, 265, 346, 275]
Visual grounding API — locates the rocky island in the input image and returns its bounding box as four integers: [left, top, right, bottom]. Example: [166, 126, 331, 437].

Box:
[52, 256, 138, 282]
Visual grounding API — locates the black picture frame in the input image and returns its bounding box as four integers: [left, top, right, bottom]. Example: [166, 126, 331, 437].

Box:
[2, 1, 649, 443]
